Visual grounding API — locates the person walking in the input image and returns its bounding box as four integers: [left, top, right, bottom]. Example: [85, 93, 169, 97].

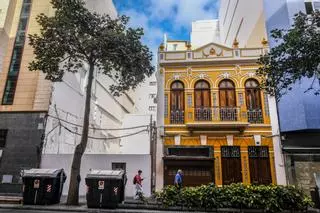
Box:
[133, 170, 144, 199]
[174, 169, 183, 189]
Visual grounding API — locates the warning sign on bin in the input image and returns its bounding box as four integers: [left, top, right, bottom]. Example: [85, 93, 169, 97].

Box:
[98, 180, 104, 190]
[34, 179, 40, 189]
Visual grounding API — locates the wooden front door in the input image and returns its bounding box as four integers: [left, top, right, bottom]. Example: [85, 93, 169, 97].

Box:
[248, 146, 272, 185]
[164, 159, 214, 187]
[221, 146, 242, 184]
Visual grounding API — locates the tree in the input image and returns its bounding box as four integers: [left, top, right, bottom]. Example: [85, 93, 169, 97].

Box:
[29, 0, 154, 205]
[257, 10, 320, 99]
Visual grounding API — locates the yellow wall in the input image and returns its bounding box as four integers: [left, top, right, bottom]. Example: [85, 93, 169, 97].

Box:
[163, 64, 271, 126]
[160, 42, 276, 185]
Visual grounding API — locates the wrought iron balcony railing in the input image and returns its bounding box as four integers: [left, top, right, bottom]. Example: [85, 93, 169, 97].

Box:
[170, 110, 184, 124]
[194, 107, 240, 121]
[247, 109, 264, 123]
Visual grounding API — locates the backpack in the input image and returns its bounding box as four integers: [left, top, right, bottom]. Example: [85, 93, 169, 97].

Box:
[133, 175, 137, 184]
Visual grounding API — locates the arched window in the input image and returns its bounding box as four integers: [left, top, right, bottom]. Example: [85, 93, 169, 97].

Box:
[245, 79, 261, 110]
[219, 80, 236, 107]
[170, 81, 184, 123]
[194, 80, 211, 121]
[194, 80, 211, 108]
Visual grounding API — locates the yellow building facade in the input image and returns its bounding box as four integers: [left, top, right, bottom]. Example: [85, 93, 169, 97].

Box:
[158, 40, 277, 187]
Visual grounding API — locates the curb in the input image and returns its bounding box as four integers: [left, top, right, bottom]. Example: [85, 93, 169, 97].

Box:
[0, 204, 319, 213]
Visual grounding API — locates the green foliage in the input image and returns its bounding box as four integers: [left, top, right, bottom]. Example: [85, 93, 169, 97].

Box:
[155, 184, 313, 212]
[257, 10, 320, 99]
[29, 0, 154, 96]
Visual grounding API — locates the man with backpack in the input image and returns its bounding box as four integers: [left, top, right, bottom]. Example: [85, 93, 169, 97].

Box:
[133, 170, 144, 199]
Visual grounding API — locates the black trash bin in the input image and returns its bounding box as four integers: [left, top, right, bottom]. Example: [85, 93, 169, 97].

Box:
[86, 170, 126, 208]
[22, 168, 66, 205]
[312, 173, 320, 209]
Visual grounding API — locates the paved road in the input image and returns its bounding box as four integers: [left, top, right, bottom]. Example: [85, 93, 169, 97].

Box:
[0, 210, 73, 213]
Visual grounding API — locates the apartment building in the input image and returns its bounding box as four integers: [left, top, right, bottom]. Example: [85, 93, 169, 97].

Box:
[0, 0, 155, 197]
[263, 0, 320, 194]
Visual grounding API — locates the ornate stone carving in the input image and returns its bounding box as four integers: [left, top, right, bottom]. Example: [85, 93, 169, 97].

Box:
[220, 72, 230, 79]
[248, 72, 256, 77]
[199, 73, 208, 79]
[173, 74, 180, 80]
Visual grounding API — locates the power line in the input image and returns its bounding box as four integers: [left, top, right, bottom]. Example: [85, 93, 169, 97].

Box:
[48, 114, 149, 131]
[61, 123, 148, 140]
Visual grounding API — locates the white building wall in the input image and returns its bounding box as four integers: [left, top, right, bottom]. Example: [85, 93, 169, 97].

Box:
[120, 114, 151, 154]
[191, 20, 220, 48]
[133, 73, 158, 118]
[41, 154, 152, 197]
[219, 0, 267, 47]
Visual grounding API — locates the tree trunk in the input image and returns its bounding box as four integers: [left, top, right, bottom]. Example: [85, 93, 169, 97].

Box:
[67, 62, 95, 205]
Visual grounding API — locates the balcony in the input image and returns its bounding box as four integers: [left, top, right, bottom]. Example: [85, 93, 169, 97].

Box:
[194, 107, 240, 122]
[186, 107, 249, 130]
[247, 109, 264, 124]
[170, 110, 184, 124]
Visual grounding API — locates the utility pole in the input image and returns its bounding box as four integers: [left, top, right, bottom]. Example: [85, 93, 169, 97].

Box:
[149, 115, 154, 193]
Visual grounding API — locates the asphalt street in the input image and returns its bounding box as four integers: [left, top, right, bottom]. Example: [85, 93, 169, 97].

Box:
[0, 210, 73, 213]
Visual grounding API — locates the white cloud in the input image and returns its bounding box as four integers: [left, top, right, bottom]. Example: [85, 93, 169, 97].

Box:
[149, 0, 219, 31]
[124, 9, 164, 63]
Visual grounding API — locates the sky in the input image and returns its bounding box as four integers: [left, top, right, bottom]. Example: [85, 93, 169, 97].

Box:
[113, 0, 220, 61]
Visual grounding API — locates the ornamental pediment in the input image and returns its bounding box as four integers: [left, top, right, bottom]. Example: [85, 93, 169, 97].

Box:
[193, 42, 234, 59]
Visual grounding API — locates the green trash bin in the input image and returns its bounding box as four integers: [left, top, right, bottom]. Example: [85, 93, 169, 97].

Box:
[86, 170, 125, 208]
[22, 168, 66, 205]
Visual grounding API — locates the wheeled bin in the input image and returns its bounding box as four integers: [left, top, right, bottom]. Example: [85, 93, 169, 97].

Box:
[312, 173, 320, 209]
[22, 168, 66, 205]
[86, 170, 126, 208]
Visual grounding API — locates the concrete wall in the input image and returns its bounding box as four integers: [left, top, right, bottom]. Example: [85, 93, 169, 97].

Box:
[41, 154, 151, 197]
[0, 112, 45, 185]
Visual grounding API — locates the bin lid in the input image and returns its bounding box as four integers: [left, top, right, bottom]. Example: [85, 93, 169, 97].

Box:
[22, 168, 65, 178]
[86, 170, 124, 179]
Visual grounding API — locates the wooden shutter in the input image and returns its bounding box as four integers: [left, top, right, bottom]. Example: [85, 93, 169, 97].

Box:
[195, 90, 202, 107]
[220, 90, 227, 107]
[202, 90, 210, 107]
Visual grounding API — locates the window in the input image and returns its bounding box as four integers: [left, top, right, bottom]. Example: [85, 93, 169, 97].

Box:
[112, 162, 126, 172]
[305, 1, 314, 14]
[219, 80, 236, 107]
[2, 77, 18, 105]
[149, 106, 156, 111]
[245, 79, 261, 110]
[219, 80, 237, 121]
[170, 81, 184, 123]
[164, 94, 168, 118]
[149, 81, 157, 86]
[245, 79, 263, 123]
[149, 94, 156, 99]
[170, 81, 184, 111]
[173, 44, 178, 51]
[194, 80, 211, 108]
[264, 92, 270, 116]
[1, 0, 32, 105]
[0, 130, 8, 148]
[305, 1, 320, 14]
[194, 80, 211, 121]
[187, 94, 192, 107]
